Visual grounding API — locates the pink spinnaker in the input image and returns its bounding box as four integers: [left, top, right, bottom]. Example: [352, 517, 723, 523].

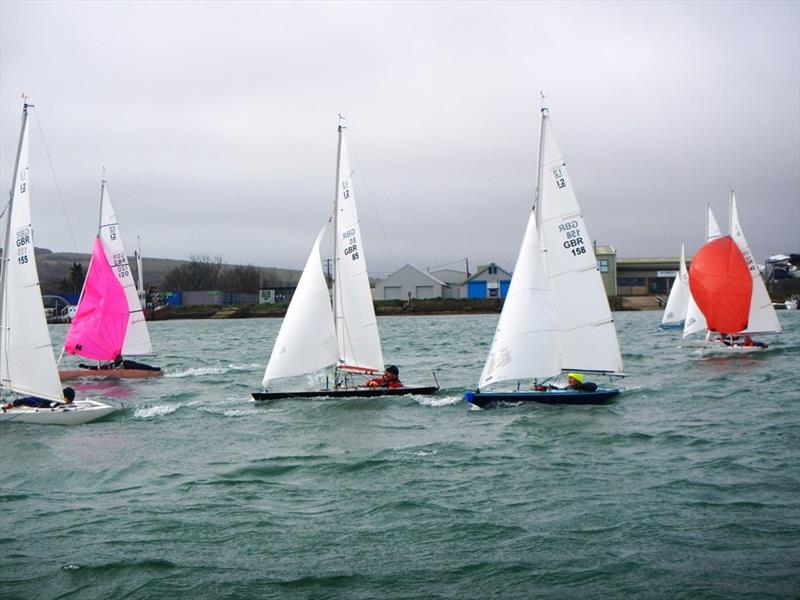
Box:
[64, 237, 130, 360]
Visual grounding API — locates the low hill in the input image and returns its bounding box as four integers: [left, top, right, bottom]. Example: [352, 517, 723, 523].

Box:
[27, 247, 302, 293]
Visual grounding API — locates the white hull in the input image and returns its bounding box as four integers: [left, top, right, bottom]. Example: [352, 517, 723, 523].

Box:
[0, 399, 115, 425]
[692, 343, 769, 356]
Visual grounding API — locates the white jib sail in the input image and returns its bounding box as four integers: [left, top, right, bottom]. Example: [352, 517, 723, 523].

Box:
[729, 191, 781, 335]
[262, 227, 337, 388]
[0, 106, 63, 401]
[479, 208, 561, 388]
[333, 129, 383, 373]
[661, 244, 689, 326]
[535, 109, 623, 374]
[683, 205, 722, 337]
[99, 182, 153, 355]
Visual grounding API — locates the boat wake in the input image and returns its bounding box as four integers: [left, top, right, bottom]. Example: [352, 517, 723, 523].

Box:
[166, 364, 261, 378]
[133, 404, 179, 418]
[414, 393, 462, 407]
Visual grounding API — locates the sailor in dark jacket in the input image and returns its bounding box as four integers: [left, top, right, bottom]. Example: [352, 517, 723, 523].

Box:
[3, 387, 75, 409]
[565, 372, 597, 392]
[534, 372, 597, 392]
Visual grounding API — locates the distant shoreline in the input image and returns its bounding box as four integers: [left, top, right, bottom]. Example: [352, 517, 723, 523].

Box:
[139, 297, 664, 320]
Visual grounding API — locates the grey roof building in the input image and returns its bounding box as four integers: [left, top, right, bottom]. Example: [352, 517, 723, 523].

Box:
[374, 264, 456, 300]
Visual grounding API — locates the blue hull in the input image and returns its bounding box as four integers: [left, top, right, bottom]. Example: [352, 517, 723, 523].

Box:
[464, 388, 620, 408]
[253, 385, 438, 401]
[658, 321, 685, 330]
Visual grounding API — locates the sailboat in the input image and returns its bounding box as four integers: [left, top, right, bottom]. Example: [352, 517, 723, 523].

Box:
[252, 122, 438, 400]
[659, 244, 690, 329]
[0, 102, 114, 425]
[59, 179, 161, 379]
[464, 106, 624, 409]
[683, 192, 781, 351]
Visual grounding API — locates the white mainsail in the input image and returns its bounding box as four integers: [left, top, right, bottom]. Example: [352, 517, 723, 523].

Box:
[535, 108, 623, 375]
[479, 208, 560, 387]
[332, 127, 383, 373]
[660, 244, 689, 327]
[98, 181, 154, 355]
[478, 107, 623, 389]
[262, 227, 337, 387]
[729, 191, 781, 335]
[0, 104, 63, 402]
[683, 205, 722, 337]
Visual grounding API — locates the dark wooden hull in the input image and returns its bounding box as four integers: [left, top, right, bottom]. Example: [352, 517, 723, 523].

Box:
[464, 388, 620, 408]
[143, 305, 170, 321]
[253, 385, 439, 401]
[59, 369, 163, 380]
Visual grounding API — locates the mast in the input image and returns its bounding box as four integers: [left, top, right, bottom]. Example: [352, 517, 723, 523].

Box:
[98, 170, 106, 234]
[136, 235, 145, 305]
[729, 190, 734, 234]
[0, 103, 30, 351]
[533, 100, 547, 224]
[332, 120, 344, 366]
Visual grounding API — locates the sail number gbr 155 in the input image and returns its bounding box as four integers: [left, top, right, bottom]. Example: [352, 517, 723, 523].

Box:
[559, 220, 587, 257]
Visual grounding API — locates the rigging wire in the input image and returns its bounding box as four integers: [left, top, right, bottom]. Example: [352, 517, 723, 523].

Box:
[345, 130, 400, 277]
[31, 106, 79, 252]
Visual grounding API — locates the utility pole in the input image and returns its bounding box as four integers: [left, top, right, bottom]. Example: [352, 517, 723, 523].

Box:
[324, 258, 333, 287]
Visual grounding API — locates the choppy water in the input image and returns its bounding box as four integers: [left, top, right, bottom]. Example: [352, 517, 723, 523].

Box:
[1, 311, 798, 599]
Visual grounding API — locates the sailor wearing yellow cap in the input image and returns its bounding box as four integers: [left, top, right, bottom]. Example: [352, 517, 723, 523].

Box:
[566, 372, 597, 392]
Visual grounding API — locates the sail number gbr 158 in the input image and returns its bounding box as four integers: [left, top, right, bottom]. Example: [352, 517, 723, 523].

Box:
[559, 220, 587, 257]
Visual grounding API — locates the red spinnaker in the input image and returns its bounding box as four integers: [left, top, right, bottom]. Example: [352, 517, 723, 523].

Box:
[688, 236, 752, 334]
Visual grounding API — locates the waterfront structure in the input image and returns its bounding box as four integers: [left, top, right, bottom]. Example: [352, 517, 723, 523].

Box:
[374, 264, 452, 300]
[463, 263, 512, 299]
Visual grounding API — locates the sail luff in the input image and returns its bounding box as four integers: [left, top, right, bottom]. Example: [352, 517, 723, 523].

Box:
[0, 103, 63, 401]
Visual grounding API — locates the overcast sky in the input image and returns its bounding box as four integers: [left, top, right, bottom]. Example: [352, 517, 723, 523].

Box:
[2, 1, 798, 276]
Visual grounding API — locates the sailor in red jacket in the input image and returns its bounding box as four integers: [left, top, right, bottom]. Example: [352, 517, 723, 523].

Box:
[366, 365, 403, 388]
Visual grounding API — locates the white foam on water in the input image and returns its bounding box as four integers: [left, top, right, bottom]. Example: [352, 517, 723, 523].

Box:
[166, 363, 262, 378]
[414, 394, 463, 407]
[133, 404, 178, 418]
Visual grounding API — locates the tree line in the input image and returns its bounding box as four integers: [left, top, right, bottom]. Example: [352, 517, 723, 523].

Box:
[41, 255, 294, 295]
